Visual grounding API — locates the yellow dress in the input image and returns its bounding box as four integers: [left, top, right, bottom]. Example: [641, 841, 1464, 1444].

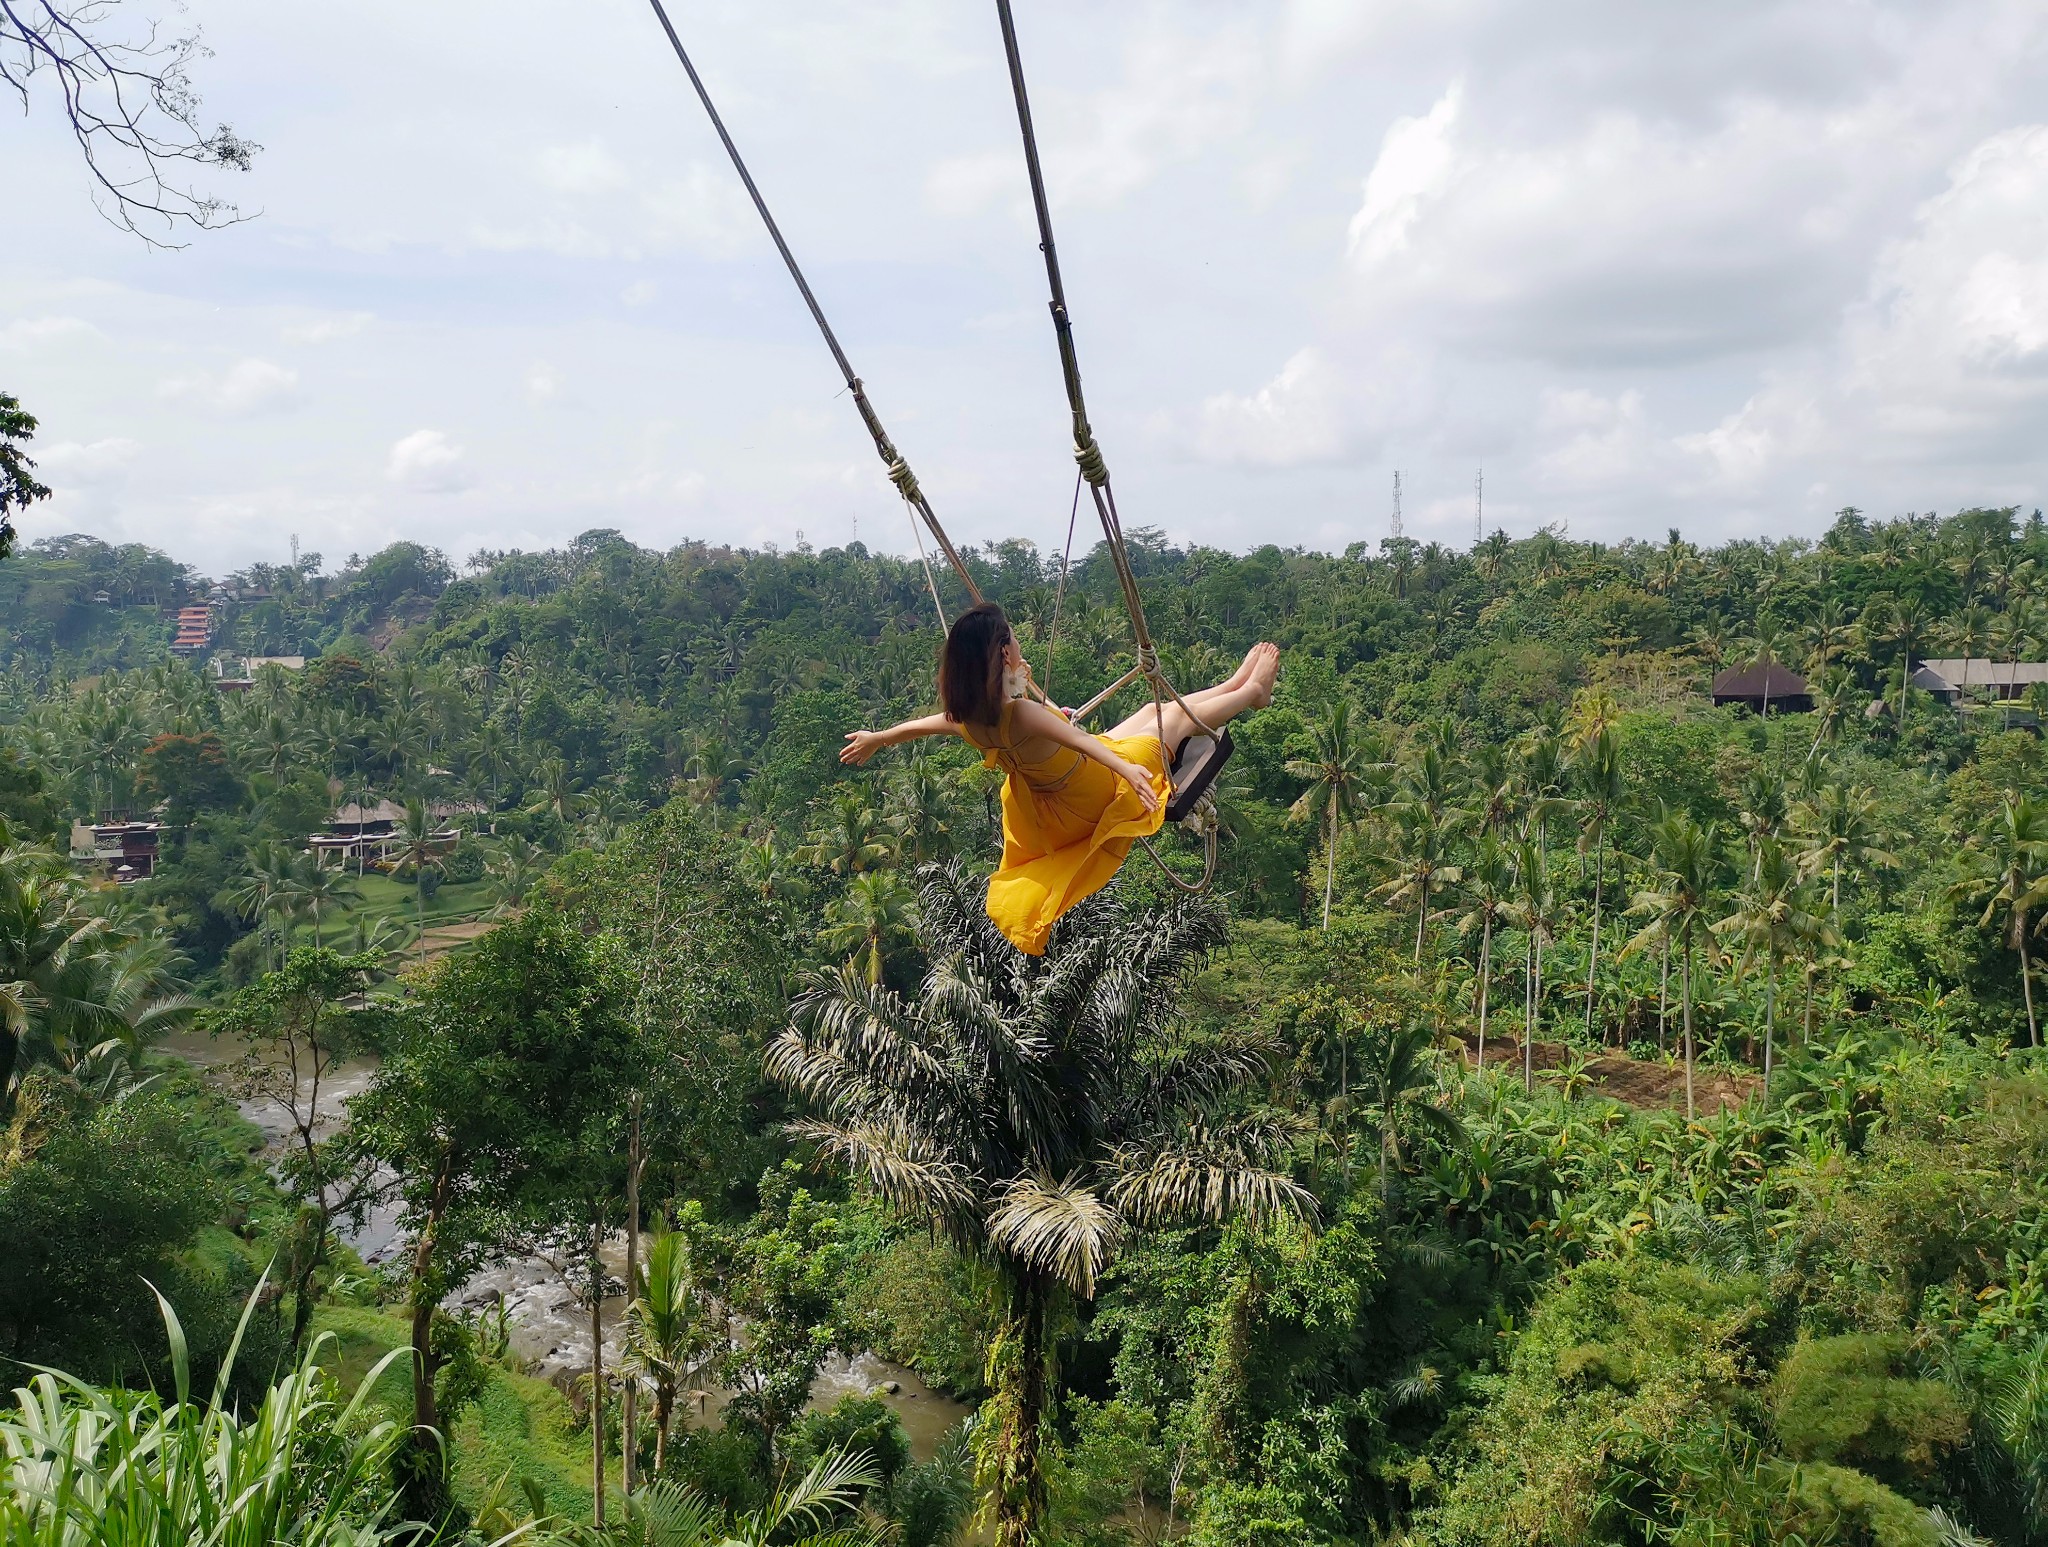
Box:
[961, 699, 1170, 956]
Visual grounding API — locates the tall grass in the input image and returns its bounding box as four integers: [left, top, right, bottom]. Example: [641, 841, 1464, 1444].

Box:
[0, 1279, 415, 1547]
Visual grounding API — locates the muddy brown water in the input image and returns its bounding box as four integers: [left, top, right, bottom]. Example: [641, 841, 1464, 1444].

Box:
[162, 1028, 973, 1460]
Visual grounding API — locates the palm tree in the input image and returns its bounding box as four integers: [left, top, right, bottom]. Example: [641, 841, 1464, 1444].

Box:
[1353, 1019, 1467, 1203]
[1740, 620, 1791, 717]
[1806, 668, 1858, 761]
[527, 756, 584, 827]
[1453, 835, 1513, 1071]
[283, 855, 361, 946]
[1712, 837, 1831, 1083]
[624, 1230, 708, 1478]
[1574, 730, 1624, 1039]
[0, 837, 118, 1113]
[819, 870, 918, 984]
[1867, 593, 1933, 726]
[800, 787, 897, 877]
[768, 866, 1310, 1547]
[1373, 801, 1464, 964]
[391, 799, 441, 943]
[1791, 783, 1898, 925]
[1624, 813, 1721, 1120]
[485, 835, 547, 914]
[1502, 839, 1557, 1094]
[1949, 604, 1996, 715]
[1286, 702, 1384, 930]
[602, 1452, 883, 1547]
[1992, 600, 2040, 731]
[684, 736, 746, 810]
[1950, 795, 2048, 1047]
[887, 753, 956, 866]
[223, 843, 303, 969]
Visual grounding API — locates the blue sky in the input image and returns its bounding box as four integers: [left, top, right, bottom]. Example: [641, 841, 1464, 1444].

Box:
[5, 0, 2047, 574]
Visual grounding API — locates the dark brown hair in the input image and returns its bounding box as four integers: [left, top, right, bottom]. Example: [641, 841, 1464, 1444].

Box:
[938, 602, 1011, 725]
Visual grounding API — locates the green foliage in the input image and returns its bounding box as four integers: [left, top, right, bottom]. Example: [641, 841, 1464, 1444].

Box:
[0, 1073, 234, 1386]
[0, 1287, 414, 1547]
[1772, 1335, 1970, 1477]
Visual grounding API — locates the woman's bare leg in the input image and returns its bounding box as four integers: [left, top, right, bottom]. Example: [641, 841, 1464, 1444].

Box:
[1108, 644, 1277, 747]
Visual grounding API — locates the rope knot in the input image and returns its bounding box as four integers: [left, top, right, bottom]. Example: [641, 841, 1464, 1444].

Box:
[1136, 644, 1161, 680]
[886, 457, 921, 502]
[1073, 435, 1109, 488]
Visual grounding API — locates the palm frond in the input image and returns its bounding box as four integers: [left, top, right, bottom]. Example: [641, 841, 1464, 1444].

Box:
[786, 1118, 977, 1229]
[985, 1170, 1124, 1296]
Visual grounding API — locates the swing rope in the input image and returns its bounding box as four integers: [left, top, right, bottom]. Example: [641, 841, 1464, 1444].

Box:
[645, 0, 982, 608]
[1041, 467, 1082, 705]
[992, 0, 1221, 893]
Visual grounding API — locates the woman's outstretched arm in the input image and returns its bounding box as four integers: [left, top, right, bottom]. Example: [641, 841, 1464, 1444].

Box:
[841, 712, 956, 766]
[1007, 699, 1162, 815]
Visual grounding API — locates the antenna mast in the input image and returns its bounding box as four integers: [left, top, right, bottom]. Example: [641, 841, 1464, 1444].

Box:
[1474, 469, 1483, 546]
[1391, 471, 1404, 542]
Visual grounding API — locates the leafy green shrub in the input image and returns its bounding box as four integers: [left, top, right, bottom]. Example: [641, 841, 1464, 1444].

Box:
[1772, 1335, 1970, 1478]
[440, 840, 486, 884]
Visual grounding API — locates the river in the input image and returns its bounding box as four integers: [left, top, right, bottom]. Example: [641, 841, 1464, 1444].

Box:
[161, 1027, 973, 1461]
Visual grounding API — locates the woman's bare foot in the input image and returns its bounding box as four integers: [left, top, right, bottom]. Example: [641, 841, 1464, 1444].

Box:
[1222, 643, 1263, 692]
[1247, 642, 1279, 707]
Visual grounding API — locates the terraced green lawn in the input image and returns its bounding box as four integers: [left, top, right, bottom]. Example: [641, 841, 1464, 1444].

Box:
[290, 874, 495, 950]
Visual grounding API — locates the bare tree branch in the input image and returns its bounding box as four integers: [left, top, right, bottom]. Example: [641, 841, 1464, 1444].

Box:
[1, 0, 258, 245]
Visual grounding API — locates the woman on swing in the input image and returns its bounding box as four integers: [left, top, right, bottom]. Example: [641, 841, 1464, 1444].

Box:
[841, 601, 1279, 956]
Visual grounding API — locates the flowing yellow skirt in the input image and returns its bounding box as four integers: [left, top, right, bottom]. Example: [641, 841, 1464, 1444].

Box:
[985, 734, 1169, 956]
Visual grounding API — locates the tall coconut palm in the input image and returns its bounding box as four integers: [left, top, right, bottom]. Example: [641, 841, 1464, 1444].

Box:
[526, 756, 584, 827]
[1373, 801, 1465, 965]
[1574, 731, 1624, 1039]
[1502, 839, 1557, 1094]
[1791, 783, 1898, 925]
[282, 855, 361, 947]
[768, 866, 1311, 1547]
[624, 1230, 709, 1477]
[1624, 813, 1722, 1120]
[819, 870, 918, 985]
[1950, 795, 2048, 1047]
[1867, 593, 1933, 726]
[1993, 600, 2040, 731]
[1712, 837, 1832, 1083]
[391, 799, 441, 944]
[1453, 835, 1514, 1072]
[1806, 668, 1859, 761]
[1287, 703, 1386, 931]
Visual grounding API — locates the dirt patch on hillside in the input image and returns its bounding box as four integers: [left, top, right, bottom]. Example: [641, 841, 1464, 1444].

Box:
[415, 918, 497, 959]
[1452, 1033, 1761, 1114]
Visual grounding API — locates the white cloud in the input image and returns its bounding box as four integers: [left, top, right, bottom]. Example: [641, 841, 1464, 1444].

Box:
[620, 279, 658, 307]
[282, 312, 373, 344]
[159, 358, 303, 416]
[385, 429, 472, 493]
[537, 138, 628, 195]
[38, 437, 142, 487]
[638, 163, 755, 257]
[1532, 388, 1662, 490]
[525, 363, 563, 405]
[1347, 84, 1462, 266]
[35, 437, 143, 521]
[925, 151, 1015, 218]
[0, 316, 102, 351]
[1177, 348, 1352, 467]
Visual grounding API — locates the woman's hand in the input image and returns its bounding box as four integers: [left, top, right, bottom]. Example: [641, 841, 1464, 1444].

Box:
[1118, 757, 1161, 815]
[841, 730, 884, 766]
